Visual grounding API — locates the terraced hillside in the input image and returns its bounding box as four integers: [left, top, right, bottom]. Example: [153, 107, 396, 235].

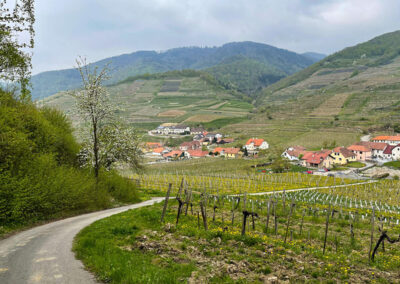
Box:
[41, 71, 254, 133]
[237, 30, 400, 148]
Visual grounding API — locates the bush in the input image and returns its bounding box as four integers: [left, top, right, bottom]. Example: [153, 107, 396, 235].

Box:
[0, 89, 139, 230]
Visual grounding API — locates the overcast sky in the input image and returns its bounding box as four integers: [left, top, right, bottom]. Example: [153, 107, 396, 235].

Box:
[31, 0, 400, 74]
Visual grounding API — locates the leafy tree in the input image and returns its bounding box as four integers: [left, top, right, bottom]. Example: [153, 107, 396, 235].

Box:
[0, 0, 35, 98]
[70, 57, 142, 178]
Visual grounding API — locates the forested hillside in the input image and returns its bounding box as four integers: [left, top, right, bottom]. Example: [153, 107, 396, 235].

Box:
[0, 90, 139, 237]
[30, 41, 318, 99]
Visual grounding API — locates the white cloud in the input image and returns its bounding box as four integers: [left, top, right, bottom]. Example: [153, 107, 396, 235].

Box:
[30, 0, 400, 74]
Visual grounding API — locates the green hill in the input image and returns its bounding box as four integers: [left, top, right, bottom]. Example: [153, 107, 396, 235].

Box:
[41, 70, 254, 133]
[31, 41, 317, 100]
[220, 30, 400, 149]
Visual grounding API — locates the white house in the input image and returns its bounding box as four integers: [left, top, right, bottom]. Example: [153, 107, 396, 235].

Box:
[244, 138, 269, 153]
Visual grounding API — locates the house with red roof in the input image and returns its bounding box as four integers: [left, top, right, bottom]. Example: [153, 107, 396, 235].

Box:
[347, 144, 372, 161]
[212, 147, 242, 158]
[244, 138, 269, 154]
[300, 150, 333, 169]
[151, 147, 168, 156]
[371, 135, 400, 145]
[282, 146, 309, 161]
[184, 150, 209, 159]
[355, 141, 388, 161]
[222, 148, 242, 158]
[179, 141, 201, 151]
[382, 144, 400, 161]
[330, 147, 356, 165]
[163, 150, 184, 160]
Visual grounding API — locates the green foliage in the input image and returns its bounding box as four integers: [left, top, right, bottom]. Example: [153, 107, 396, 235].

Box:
[202, 117, 247, 130]
[31, 41, 317, 99]
[263, 30, 400, 94]
[383, 161, 400, 169]
[0, 89, 139, 231]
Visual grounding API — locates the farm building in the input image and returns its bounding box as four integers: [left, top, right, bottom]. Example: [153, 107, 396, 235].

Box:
[347, 144, 372, 161]
[282, 146, 308, 161]
[330, 147, 356, 165]
[300, 150, 332, 169]
[179, 141, 201, 151]
[371, 135, 400, 145]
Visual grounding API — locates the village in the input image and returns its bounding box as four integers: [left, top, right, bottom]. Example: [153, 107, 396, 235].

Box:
[282, 135, 400, 171]
[143, 123, 269, 161]
[144, 123, 400, 174]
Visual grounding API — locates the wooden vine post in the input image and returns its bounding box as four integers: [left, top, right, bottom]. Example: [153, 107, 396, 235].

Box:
[160, 183, 172, 223]
[284, 202, 295, 244]
[369, 207, 375, 261]
[323, 204, 331, 254]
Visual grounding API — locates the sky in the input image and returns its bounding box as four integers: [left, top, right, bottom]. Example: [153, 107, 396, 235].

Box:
[31, 0, 400, 74]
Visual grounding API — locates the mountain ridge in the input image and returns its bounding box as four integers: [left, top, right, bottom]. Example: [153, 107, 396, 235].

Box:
[30, 41, 318, 99]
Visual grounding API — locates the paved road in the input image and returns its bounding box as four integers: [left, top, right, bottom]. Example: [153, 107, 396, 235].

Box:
[0, 198, 164, 284]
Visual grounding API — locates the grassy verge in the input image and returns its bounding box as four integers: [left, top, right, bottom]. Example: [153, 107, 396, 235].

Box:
[347, 161, 366, 168]
[383, 161, 400, 169]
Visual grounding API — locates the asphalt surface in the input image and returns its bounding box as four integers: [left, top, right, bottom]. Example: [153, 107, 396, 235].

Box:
[0, 198, 164, 284]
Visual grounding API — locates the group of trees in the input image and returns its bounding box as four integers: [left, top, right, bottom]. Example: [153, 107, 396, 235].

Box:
[0, 1, 142, 229]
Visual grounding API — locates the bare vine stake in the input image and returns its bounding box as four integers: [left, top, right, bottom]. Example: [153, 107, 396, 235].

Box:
[323, 204, 331, 254]
[197, 211, 200, 228]
[274, 201, 278, 236]
[369, 207, 375, 261]
[266, 200, 271, 234]
[251, 200, 255, 230]
[284, 203, 295, 244]
[231, 199, 235, 225]
[160, 183, 172, 223]
[200, 199, 208, 231]
[283, 189, 286, 212]
[299, 209, 306, 235]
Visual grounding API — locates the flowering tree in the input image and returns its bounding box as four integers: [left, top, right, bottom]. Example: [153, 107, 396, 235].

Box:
[71, 57, 142, 178]
[0, 0, 35, 98]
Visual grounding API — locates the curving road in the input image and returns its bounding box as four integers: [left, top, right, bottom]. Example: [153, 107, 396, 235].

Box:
[0, 180, 377, 284]
[0, 198, 164, 284]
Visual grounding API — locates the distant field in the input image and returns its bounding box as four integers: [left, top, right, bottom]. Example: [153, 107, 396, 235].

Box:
[185, 114, 226, 122]
[157, 110, 186, 117]
[310, 93, 350, 116]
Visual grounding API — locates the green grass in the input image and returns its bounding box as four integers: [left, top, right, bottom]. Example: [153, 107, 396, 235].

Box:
[346, 161, 366, 168]
[74, 187, 400, 283]
[383, 161, 400, 169]
[203, 116, 248, 130]
[73, 203, 196, 283]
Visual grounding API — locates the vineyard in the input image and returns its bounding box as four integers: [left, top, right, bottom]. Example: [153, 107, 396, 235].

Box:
[75, 174, 400, 283]
[133, 172, 358, 195]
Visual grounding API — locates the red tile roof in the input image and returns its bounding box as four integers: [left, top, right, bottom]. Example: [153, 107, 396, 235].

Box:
[246, 138, 265, 147]
[213, 147, 224, 153]
[223, 148, 241, 154]
[163, 150, 183, 158]
[303, 150, 331, 165]
[347, 145, 371, 152]
[356, 141, 387, 150]
[372, 135, 400, 142]
[186, 150, 208, 157]
[152, 147, 165, 154]
[333, 147, 355, 158]
[383, 145, 397, 155]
